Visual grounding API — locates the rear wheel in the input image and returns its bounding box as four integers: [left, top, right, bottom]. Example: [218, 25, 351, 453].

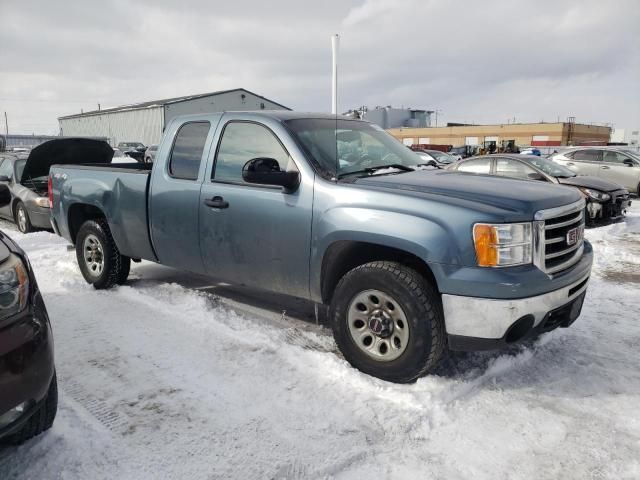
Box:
[330, 261, 445, 383]
[76, 219, 129, 289]
[15, 202, 34, 233]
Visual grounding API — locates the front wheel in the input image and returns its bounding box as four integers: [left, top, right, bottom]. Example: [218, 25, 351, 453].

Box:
[6, 372, 58, 445]
[330, 261, 445, 383]
[75, 219, 130, 289]
[15, 202, 34, 233]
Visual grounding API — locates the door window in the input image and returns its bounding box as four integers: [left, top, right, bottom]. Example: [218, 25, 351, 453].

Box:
[572, 150, 601, 162]
[0, 159, 13, 179]
[213, 122, 296, 183]
[456, 158, 491, 174]
[168, 122, 211, 180]
[495, 158, 539, 180]
[602, 151, 632, 164]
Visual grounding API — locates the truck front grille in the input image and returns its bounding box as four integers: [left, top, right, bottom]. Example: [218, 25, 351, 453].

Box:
[534, 200, 586, 275]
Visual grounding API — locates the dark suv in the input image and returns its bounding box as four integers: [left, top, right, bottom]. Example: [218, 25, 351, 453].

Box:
[0, 184, 57, 444]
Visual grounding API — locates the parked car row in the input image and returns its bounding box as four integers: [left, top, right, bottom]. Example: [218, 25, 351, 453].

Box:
[449, 154, 631, 225]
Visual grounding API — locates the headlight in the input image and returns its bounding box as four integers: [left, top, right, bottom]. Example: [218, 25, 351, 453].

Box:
[35, 197, 50, 208]
[473, 223, 532, 267]
[580, 188, 610, 202]
[0, 254, 29, 319]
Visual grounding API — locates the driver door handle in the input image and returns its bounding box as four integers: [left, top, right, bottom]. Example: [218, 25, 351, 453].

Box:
[566, 162, 574, 166]
[600, 165, 610, 169]
[204, 196, 229, 209]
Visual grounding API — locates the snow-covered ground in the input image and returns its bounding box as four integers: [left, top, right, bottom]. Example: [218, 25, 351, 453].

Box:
[1, 205, 639, 480]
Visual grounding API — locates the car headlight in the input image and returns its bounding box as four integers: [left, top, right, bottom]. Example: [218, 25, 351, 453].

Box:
[580, 188, 610, 202]
[35, 197, 50, 208]
[0, 254, 29, 319]
[473, 223, 532, 267]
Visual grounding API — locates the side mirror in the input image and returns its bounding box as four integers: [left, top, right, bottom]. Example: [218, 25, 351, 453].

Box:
[527, 172, 546, 181]
[242, 157, 300, 192]
[0, 175, 10, 182]
[0, 184, 10, 207]
[623, 159, 635, 167]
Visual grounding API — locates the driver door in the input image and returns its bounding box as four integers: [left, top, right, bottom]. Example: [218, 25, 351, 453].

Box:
[198, 118, 313, 299]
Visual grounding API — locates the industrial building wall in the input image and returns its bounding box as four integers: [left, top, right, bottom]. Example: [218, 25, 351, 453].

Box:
[387, 123, 610, 148]
[163, 91, 288, 126]
[59, 107, 164, 146]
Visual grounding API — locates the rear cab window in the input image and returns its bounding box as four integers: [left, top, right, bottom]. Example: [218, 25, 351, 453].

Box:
[168, 122, 211, 180]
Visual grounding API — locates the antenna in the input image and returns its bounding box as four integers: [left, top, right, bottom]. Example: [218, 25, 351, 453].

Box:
[331, 34, 339, 114]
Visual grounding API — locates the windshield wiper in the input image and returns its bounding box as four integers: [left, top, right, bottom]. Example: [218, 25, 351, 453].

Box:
[338, 163, 414, 179]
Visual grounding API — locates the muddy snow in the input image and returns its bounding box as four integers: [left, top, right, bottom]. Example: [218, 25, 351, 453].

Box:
[1, 205, 639, 479]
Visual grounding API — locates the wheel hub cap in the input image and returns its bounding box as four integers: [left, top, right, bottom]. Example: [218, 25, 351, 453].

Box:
[83, 234, 104, 277]
[347, 289, 409, 362]
[368, 310, 393, 337]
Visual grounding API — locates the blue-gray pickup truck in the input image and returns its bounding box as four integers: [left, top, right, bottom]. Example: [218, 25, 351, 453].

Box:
[49, 112, 593, 382]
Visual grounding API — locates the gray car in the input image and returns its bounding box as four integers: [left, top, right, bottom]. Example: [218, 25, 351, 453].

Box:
[0, 153, 51, 232]
[0, 138, 114, 233]
[550, 147, 640, 196]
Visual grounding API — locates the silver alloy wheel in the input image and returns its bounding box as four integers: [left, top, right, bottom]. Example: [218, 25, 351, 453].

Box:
[347, 289, 410, 362]
[83, 234, 104, 277]
[17, 207, 27, 232]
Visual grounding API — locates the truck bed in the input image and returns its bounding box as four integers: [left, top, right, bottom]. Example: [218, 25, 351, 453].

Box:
[50, 162, 157, 262]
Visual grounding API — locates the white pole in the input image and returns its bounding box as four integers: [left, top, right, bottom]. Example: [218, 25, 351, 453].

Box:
[331, 34, 339, 114]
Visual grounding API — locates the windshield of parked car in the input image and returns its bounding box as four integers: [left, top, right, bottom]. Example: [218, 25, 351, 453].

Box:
[620, 149, 640, 160]
[15, 159, 26, 181]
[525, 156, 576, 178]
[284, 118, 421, 179]
[425, 150, 455, 164]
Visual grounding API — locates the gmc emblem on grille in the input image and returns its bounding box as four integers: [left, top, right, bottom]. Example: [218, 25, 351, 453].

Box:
[566, 226, 583, 246]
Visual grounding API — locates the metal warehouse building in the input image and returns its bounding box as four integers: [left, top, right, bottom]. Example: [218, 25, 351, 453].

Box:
[58, 88, 290, 146]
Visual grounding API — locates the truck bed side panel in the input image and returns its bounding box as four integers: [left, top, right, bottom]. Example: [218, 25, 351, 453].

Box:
[51, 165, 157, 261]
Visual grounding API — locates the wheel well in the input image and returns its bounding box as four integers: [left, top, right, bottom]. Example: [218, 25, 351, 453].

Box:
[68, 203, 106, 244]
[320, 241, 438, 304]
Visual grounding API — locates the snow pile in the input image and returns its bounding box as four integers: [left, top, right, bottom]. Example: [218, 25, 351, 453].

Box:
[0, 205, 639, 479]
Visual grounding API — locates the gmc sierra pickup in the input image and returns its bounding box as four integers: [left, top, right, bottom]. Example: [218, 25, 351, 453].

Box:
[49, 112, 593, 383]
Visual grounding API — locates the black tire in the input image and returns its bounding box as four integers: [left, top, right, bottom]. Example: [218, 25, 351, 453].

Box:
[6, 372, 57, 445]
[75, 219, 129, 289]
[117, 256, 131, 285]
[330, 261, 445, 383]
[15, 201, 34, 233]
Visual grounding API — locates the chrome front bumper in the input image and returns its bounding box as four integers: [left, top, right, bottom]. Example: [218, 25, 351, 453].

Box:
[442, 271, 590, 340]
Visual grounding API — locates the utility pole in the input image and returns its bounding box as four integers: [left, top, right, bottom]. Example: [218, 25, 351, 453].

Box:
[3, 112, 7, 136]
[331, 34, 339, 114]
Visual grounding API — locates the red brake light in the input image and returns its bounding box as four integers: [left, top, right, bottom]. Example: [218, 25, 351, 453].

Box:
[47, 175, 53, 208]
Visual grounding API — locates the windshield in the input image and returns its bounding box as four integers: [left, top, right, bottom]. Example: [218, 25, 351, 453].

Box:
[285, 118, 423, 178]
[15, 159, 26, 181]
[621, 149, 640, 160]
[526, 156, 576, 177]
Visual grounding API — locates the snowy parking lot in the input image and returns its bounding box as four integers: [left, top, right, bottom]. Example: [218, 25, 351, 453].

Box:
[1, 205, 639, 480]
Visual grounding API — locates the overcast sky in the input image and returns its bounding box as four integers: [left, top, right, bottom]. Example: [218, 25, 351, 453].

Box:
[1, 0, 638, 134]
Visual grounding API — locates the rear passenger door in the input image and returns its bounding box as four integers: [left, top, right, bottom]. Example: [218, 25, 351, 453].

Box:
[564, 149, 601, 176]
[149, 120, 215, 274]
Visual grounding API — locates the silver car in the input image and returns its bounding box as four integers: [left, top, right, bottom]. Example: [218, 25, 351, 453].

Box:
[550, 147, 640, 196]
